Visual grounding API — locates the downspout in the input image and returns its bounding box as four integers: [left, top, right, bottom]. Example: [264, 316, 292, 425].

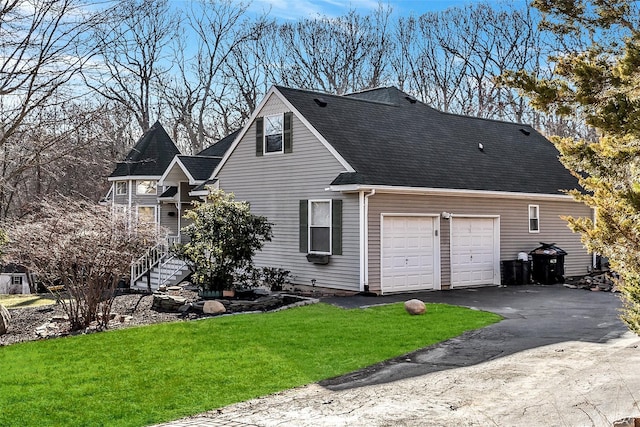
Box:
[592, 207, 597, 270]
[177, 183, 182, 241]
[128, 180, 133, 229]
[359, 189, 375, 292]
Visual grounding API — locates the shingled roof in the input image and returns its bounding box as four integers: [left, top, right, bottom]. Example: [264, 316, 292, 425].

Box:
[197, 129, 240, 157]
[276, 86, 579, 195]
[109, 121, 181, 178]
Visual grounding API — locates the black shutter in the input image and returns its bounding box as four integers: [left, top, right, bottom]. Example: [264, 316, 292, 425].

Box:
[255, 117, 264, 157]
[299, 200, 308, 253]
[284, 112, 293, 153]
[332, 199, 342, 255]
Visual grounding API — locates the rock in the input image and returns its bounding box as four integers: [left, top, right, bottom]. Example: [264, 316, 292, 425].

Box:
[152, 294, 188, 312]
[0, 304, 11, 335]
[613, 417, 640, 427]
[202, 300, 226, 315]
[119, 315, 133, 323]
[404, 299, 426, 315]
[178, 303, 192, 313]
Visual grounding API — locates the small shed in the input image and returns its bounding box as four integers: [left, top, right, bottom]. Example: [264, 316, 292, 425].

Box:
[0, 264, 34, 294]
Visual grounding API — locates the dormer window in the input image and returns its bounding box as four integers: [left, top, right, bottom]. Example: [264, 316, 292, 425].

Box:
[264, 114, 284, 154]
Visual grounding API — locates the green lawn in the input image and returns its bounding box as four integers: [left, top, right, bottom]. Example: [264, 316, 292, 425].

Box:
[0, 302, 501, 427]
[0, 294, 56, 309]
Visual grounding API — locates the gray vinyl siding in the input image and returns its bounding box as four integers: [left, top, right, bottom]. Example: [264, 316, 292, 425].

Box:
[367, 193, 592, 293]
[217, 93, 360, 291]
[159, 203, 179, 236]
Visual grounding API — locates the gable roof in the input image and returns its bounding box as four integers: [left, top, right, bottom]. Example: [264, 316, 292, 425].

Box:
[275, 86, 579, 195]
[197, 129, 240, 157]
[109, 121, 181, 178]
[176, 155, 222, 182]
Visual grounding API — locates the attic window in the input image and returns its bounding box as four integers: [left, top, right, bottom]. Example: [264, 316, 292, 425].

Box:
[519, 128, 531, 136]
[314, 97, 327, 107]
[405, 96, 417, 104]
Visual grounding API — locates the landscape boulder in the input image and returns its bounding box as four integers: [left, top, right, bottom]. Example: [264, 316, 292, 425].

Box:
[152, 294, 187, 312]
[404, 299, 426, 315]
[202, 300, 226, 315]
[0, 304, 10, 335]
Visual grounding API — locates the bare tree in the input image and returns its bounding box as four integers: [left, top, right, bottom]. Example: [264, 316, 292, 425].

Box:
[161, 0, 258, 153]
[272, 6, 393, 95]
[0, 0, 106, 218]
[84, 0, 177, 133]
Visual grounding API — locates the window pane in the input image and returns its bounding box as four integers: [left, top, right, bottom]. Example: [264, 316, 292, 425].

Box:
[265, 115, 282, 135]
[138, 206, 155, 224]
[529, 205, 538, 219]
[311, 201, 330, 226]
[116, 182, 127, 195]
[530, 218, 539, 231]
[310, 227, 330, 252]
[265, 134, 282, 153]
[137, 180, 157, 195]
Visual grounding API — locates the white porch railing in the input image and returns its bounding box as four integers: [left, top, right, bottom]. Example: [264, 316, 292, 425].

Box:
[130, 235, 181, 290]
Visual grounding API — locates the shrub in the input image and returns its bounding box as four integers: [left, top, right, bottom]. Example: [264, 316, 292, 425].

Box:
[174, 190, 272, 293]
[2, 198, 158, 331]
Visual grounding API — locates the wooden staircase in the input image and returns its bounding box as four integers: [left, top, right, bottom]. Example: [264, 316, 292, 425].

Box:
[130, 236, 191, 292]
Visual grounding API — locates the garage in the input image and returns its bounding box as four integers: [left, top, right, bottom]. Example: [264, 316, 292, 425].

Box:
[450, 216, 500, 288]
[381, 215, 440, 294]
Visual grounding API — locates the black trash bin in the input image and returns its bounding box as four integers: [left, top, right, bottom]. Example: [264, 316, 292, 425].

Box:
[501, 260, 531, 285]
[529, 243, 566, 285]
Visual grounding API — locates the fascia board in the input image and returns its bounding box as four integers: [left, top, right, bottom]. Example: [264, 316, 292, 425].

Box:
[327, 184, 576, 201]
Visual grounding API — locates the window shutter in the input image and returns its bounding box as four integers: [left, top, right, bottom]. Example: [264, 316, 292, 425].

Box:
[299, 200, 308, 253]
[255, 117, 264, 157]
[332, 199, 342, 255]
[284, 112, 293, 153]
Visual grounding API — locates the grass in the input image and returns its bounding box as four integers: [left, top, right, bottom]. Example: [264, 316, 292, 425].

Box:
[0, 302, 501, 427]
[0, 294, 56, 309]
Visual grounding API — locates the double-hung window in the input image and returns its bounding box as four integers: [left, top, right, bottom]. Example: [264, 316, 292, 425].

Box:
[529, 205, 540, 233]
[309, 200, 331, 254]
[299, 199, 342, 255]
[255, 112, 292, 156]
[264, 114, 284, 154]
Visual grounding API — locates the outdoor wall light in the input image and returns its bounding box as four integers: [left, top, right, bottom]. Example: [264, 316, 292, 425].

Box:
[441, 212, 451, 219]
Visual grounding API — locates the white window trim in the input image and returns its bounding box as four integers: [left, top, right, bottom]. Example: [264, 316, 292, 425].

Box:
[136, 180, 157, 196]
[264, 113, 284, 155]
[115, 181, 127, 195]
[308, 199, 332, 255]
[528, 204, 540, 233]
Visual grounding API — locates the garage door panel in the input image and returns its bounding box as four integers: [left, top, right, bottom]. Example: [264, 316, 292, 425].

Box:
[451, 217, 499, 288]
[381, 216, 439, 293]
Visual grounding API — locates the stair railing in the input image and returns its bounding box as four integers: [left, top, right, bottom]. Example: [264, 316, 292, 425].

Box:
[130, 235, 181, 289]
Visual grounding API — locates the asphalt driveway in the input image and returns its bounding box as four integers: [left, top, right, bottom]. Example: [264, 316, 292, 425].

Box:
[157, 284, 640, 426]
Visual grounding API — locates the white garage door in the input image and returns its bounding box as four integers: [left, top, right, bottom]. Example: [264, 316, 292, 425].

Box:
[381, 216, 439, 294]
[451, 217, 499, 288]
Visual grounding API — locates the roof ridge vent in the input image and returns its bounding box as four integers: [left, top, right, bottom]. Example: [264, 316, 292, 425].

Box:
[519, 128, 531, 136]
[405, 95, 417, 104]
[314, 97, 328, 107]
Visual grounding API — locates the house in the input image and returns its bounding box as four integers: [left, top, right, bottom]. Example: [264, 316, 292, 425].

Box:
[104, 122, 238, 289]
[207, 86, 593, 294]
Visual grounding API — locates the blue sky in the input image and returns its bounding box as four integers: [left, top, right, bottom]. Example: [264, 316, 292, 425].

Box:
[247, 0, 495, 20]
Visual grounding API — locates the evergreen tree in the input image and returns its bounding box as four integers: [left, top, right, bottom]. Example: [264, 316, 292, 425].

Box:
[506, 0, 640, 334]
